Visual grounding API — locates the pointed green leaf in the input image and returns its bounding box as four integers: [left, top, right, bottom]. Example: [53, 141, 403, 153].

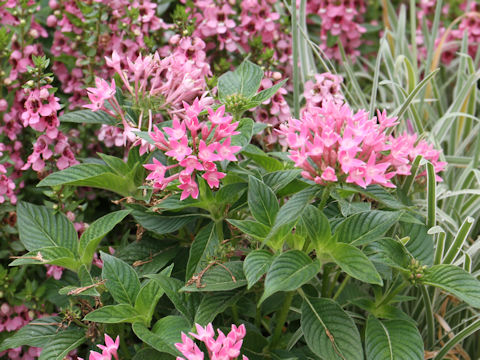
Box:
[260, 251, 320, 304]
[298, 205, 331, 250]
[10, 246, 79, 271]
[218, 60, 263, 100]
[194, 289, 245, 325]
[329, 243, 383, 285]
[334, 210, 401, 245]
[132, 322, 180, 357]
[243, 250, 274, 289]
[80, 210, 131, 265]
[365, 316, 423, 360]
[83, 304, 143, 323]
[0, 316, 61, 351]
[248, 176, 279, 227]
[230, 118, 254, 150]
[422, 264, 480, 308]
[101, 252, 141, 305]
[130, 206, 197, 235]
[38, 329, 85, 360]
[227, 219, 270, 239]
[186, 223, 219, 280]
[146, 273, 193, 321]
[181, 261, 247, 292]
[59, 109, 117, 125]
[301, 297, 363, 360]
[16, 202, 78, 253]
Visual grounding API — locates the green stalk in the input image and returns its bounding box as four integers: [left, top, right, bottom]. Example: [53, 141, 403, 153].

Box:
[333, 275, 350, 301]
[433, 319, 480, 360]
[433, 231, 445, 265]
[420, 285, 435, 349]
[377, 281, 408, 308]
[443, 216, 474, 264]
[270, 291, 295, 349]
[291, 0, 300, 119]
[426, 162, 436, 228]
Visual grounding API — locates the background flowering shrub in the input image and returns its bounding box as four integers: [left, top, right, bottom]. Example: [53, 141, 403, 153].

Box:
[1, 0, 480, 359]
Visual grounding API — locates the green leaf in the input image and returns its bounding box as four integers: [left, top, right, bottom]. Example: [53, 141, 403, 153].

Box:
[365, 316, 424, 360]
[0, 316, 61, 351]
[260, 251, 320, 304]
[334, 210, 401, 245]
[231, 118, 254, 150]
[16, 202, 78, 253]
[265, 187, 319, 247]
[37, 164, 138, 197]
[401, 222, 434, 265]
[243, 250, 274, 289]
[298, 205, 331, 250]
[365, 238, 409, 270]
[59, 109, 117, 125]
[329, 243, 383, 285]
[242, 145, 284, 172]
[249, 79, 287, 104]
[227, 219, 270, 239]
[98, 153, 131, 175]
[130, 206, 197, 235]
[263, 170, 302, 193]
[132, 322, 180, 357]
[194, 289, 244, 324]
[218, 60, 264, 100]
[79, 210, 131, 265]
[152, 316, 191, 344]
[83, 304, 143, 323]
[421, 265, 480, 308]
[248, 176, 279, 227]
[101, 252, 141, 305]
[301, 297, 364, 360]
[186, 223, 219, 280]
[10, 247, 79, 271]
[146, 273, 193, 321]
[38, 329, 85, 360]
[181, 261, 247, 292]
[134, 279, 166, 326]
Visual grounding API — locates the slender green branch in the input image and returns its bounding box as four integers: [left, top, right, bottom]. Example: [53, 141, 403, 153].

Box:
[333, 275, 350, 301]
[292, 0, 300, 119]
[420, 285, 435, 349]
[270, 291, 295, 349]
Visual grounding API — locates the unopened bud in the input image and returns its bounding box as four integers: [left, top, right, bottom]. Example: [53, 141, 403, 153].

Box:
[25, 80, 34, 87]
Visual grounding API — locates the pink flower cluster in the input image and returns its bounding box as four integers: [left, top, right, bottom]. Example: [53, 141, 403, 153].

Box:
[86, 45, 211, 151]
[145, 100, 241, 200]
[278, 101, 445, 188]
[78, 334, 119, 360]
[307, 0, 367, 61]
[0, 303, 42, 360]
[175, 323, 248, 360]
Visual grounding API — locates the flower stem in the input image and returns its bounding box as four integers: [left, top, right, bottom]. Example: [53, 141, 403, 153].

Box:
[269, 291, 295, 349]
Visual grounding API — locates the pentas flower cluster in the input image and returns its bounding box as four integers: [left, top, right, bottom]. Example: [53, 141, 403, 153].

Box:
[78, 334, 119, 360]
[144, 100, 241, 200]
[175, 323, 248, 360]
[307, 0, 367, 61]
[278, 100, 445, 188]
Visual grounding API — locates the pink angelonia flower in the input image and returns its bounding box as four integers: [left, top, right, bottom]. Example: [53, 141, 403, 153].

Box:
[45, 264, 64, 280]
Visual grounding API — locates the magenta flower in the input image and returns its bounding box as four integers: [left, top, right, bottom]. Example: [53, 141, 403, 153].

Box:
[175, 323, 248, 360]
[144, 102, 241, 200]
[279, 101, 444, 188]
[84, 78, 116, 112]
